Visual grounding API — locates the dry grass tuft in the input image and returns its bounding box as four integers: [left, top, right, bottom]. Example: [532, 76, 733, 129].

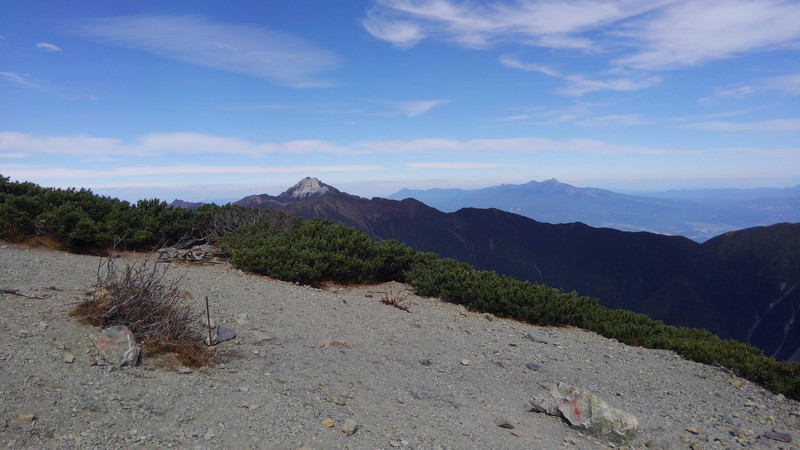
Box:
[380, 287, 411, 313]
[73, 254, 211, 367]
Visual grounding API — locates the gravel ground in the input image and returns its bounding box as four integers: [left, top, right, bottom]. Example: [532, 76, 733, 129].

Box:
[1, 242, 799, 449]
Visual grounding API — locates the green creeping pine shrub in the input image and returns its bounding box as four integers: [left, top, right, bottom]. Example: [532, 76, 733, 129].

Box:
[4, 176, 800, 399]
[219, 218, 417, 285]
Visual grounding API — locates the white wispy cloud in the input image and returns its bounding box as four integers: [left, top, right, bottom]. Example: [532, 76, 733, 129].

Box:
[700, 73, 800, 103]
[0, 72, 39, 89]
[681, 118, 800, 132]
[365, 0, 800, 86]
[364, 0, 669, 50]
[0, 132, 365, 157]
[574, 114, 649, 126]
[613, 0, 800, 71]
[35, 42, 62, 52]
[408, 162, 504, 169]
[499, 56, 660, 95]
[3, 164, 384, 181]
[380, 99, 450, 117]
[75, 15, 340, 88]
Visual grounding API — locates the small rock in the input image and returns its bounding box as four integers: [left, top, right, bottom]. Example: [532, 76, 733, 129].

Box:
[687, 426, 701, 434]
[341, 418, 357, 436]
[251, 331, 274, 343]
[495, 417, 515, 429]
[18, 414, 36, 422]
[63, 353, 75, 364]
[729, 380, 743, 387]
[460, 359, 470, 366]
[645, 439, 670, 449]
[525, 363, 542, 371]
[388, 439, 408, 447]
[689, 444, 702, 450]
[238, 386, 250, 393]
[419, 359, 433, 366]
[523, 333, 536, 342]
[764, 430, 792, 443]
[319, 339, 348, 348]
[177, 367, 193, 374]
[564, 436, 578, 445]
[234, 313, 249, 326]
[326, 396, 347, 406]
[322, 418, 334, 427]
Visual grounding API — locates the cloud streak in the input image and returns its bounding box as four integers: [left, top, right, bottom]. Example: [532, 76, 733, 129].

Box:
[380, 99, 450, 116]
[0, 72, 39, 89]
[499, 56, 660, 95]
[35, 42, 62, 52]
[76, 15, 340, 88]
[681, 118, 800, 132]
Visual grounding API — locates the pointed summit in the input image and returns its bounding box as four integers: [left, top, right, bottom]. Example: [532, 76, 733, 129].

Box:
[277, 177, 336, 200]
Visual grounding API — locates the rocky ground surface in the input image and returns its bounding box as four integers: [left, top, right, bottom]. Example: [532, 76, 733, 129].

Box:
[1, 242, 799, 449]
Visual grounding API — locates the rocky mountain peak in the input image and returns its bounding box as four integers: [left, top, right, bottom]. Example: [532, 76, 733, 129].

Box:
[278, 177, 335, 200]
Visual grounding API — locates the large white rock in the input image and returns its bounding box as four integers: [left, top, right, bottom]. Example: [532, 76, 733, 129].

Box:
[530, 382, 639, 442]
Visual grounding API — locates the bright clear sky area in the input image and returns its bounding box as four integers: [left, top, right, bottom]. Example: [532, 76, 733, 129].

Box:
[1, 1, 799, 202]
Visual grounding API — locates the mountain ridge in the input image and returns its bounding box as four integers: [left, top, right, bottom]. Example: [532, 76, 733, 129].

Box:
[235, 178, 800, 361]
[388, 179, 800, 241]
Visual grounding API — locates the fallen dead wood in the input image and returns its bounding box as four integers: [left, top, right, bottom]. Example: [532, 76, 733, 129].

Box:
[1, 288, 46, 299]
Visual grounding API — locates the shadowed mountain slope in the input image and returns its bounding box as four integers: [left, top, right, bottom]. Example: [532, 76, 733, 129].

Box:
[237, 178, 800, 361]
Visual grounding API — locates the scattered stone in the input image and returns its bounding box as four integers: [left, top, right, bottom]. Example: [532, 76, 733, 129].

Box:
[388, 439, 408, 447]
[645, 439, 669, 449]
[523, 333, 536, 342]
[217, 325, 236, 341]
[729, 380, 743, 387]
[341, 418, 357, 436]
[90, 325, 140, 367]
[764, 430, 792, 443]
[18, 414, 36, 422]
[564, 436, 578, 445]
[460, 359, 470, 366]
[326, 396, 347, 406]
[319, 340, 348, 348]
[687, 426, 700, 434]
[251, 330, 274, 343]
[234, 313, 249, 326]
[525, 363, 542, 371]
[177, 367, 194, 374]
[495, 417, 515, 429]
[321, 418, 334, 427]
[529, 383, 638, 442]
[755, 437, 773, 447]
[63, 352, 75, 364]
[689, 444, 702, 450]
[205, 324, 237, 345]
[419, 359, 433, 366]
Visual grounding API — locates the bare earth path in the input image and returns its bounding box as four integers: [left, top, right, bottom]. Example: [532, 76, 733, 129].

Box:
[1, 242, 798, 449]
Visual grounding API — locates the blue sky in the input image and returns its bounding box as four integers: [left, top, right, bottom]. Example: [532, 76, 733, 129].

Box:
[1, 0, 799, 202]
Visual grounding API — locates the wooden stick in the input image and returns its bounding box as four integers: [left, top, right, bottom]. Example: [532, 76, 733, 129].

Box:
[1, 288, 45, 299]
[205, 296, 213, 346]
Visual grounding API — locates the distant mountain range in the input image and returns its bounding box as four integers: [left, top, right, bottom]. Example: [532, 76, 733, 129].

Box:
[233, 177, 800, 362]
[388, 179, 800, 242]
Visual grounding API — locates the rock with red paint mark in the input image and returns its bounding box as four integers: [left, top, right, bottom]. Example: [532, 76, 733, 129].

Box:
[529, 382, 638, 442]
[90, 325, 140, 367]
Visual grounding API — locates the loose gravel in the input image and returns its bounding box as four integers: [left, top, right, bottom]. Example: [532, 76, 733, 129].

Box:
[1, 243, 798, 449]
